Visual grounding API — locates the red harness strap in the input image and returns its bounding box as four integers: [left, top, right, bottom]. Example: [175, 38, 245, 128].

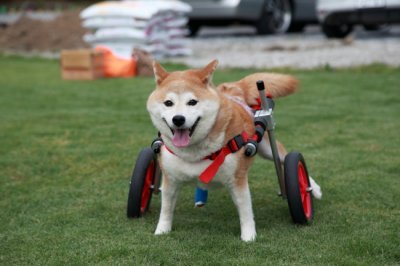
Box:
[199, 145, 232, 183]
[164, 131, 258, 184]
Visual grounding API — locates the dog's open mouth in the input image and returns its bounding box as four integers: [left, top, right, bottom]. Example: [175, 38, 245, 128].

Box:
[164, 117, 201, 148]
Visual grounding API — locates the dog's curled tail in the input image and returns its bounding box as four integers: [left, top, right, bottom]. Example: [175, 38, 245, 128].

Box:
[239, 73, 298, 98]
[217, 72, 298, 107]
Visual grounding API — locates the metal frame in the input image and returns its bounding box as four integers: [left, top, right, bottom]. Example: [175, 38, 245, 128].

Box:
[255, 81, 287, 198]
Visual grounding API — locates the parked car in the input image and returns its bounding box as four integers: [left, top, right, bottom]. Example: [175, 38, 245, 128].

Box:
[317, 0, 400, 38]
[181, 0, 318, 36]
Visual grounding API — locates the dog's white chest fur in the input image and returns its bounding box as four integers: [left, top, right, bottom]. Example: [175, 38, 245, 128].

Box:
[160, 145, 238, 185]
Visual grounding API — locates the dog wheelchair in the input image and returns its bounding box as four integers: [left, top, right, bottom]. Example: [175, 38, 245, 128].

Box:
[127, 81, 314, 225]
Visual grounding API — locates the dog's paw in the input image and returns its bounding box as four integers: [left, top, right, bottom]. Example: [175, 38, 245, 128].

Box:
[194, 201, 206, 208]
[154, 222, 172, 235]
[241, 231, 257, 242]
[241, 225, 257, 242]
[309, 176, 322, 200]
[154, 228, 171, 235]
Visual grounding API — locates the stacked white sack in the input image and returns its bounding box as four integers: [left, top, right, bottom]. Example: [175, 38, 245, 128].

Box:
[80, 0, 192, 59]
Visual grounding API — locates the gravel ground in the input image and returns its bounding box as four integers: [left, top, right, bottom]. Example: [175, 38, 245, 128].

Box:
[167, 25, 400, 69]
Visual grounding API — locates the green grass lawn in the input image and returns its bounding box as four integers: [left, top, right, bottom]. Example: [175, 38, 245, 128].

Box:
[0, 56, 399, 265]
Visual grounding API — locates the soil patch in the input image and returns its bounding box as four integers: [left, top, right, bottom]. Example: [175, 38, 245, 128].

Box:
[0, 10, 89, 52]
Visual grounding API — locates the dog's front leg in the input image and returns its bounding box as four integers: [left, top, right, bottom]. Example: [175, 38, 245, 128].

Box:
[228, 178, 256, 242]
[155, 177, 180, 235]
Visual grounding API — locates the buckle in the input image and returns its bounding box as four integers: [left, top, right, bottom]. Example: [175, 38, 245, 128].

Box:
[228, 135, 245, 152]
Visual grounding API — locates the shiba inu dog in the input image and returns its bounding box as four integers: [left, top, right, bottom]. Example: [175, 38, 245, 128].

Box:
[146, 60, 322, 242]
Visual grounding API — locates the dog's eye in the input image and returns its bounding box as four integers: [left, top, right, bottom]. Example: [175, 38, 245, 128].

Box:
[187, 99, 198, 106]
[164, 100, 174, 107]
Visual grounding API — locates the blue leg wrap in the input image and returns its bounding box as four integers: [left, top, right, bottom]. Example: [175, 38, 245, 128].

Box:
[194, 187, 208, 207]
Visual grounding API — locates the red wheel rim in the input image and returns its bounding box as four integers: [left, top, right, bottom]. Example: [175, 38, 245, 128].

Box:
[140, 160, 154, 214]
[298, 162, 312, 219]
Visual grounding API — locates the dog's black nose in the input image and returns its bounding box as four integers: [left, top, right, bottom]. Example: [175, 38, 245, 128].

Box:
[172, 115, 185, 127]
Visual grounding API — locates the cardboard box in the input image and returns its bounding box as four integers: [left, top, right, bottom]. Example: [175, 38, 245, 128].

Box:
[61, 49, 104, 80]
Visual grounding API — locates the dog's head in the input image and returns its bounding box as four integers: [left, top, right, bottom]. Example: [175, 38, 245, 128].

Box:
[147, 60, 220, 148]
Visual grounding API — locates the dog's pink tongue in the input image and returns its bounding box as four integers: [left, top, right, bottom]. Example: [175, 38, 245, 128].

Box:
[172, 129, 190, 147]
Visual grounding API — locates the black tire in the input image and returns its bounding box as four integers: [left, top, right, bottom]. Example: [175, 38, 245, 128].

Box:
[188, 22, 200, 37]
[322, 22, 353, 38]
[127, 148, 156, 218]
[363, 24, 381, 31]
[284, 152, 314, 224]
[287, 22, 305, 33]
[256, 0, 292, 35]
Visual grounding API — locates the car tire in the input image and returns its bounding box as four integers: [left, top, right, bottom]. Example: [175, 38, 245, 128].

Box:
[188, 21, 200, 37]
[256, 0, 292, 35]
[363, 24, 381, 31]
[287, 22, 305, 33]
[322, 23, 353, 38]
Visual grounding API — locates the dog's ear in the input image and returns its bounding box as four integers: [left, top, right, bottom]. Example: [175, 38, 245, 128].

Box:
[198, 59, 218, 85]
[153, 61, 169, 86]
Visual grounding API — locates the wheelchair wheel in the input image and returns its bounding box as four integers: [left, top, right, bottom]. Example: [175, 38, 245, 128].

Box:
[284, 152, 313, 224]
[127, 147, 157, 218]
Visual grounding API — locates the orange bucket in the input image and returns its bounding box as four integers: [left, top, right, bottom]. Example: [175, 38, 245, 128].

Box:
[95, 45, 136, 78]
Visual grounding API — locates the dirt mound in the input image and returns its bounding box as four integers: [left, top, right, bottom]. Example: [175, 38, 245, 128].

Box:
[0, 10, 89, 52]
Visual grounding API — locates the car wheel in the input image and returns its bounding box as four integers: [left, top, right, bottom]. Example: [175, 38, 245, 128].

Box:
[256, 0, 292, 35]
[322, 23, 353, 38]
